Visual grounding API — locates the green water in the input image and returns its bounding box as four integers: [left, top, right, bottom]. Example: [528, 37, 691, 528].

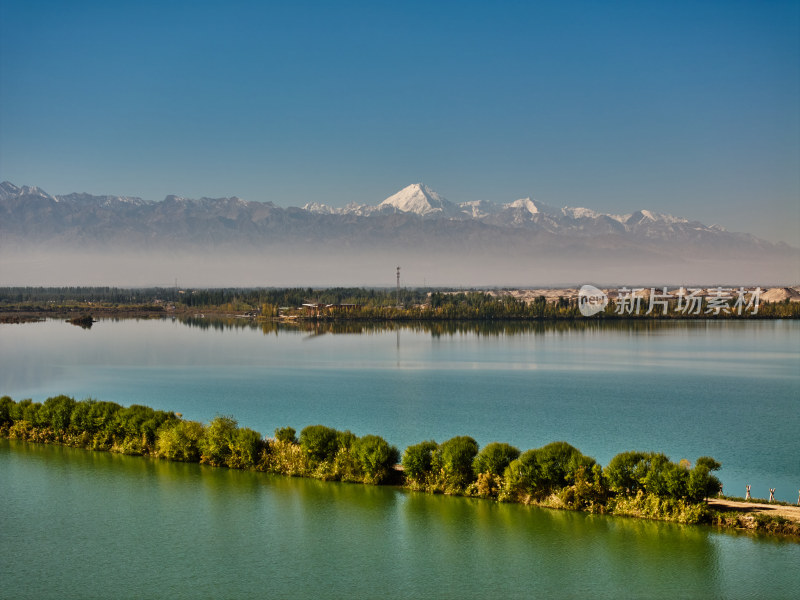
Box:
[1, 439, 798, 599]
[1, 319, 798, 502]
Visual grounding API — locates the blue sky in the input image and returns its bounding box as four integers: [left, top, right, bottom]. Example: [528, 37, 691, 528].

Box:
[1, 0, 798, 245]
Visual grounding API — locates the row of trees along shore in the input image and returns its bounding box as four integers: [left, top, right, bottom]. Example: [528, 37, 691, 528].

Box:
[2, 395, 797, 535]
[2, 286, 799, 319]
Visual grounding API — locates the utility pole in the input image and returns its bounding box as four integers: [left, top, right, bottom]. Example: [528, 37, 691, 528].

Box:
[396, 266, 401, 308]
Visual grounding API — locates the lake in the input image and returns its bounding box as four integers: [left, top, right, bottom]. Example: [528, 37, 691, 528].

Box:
[1, 318, 797, 501]
[2, 438, 799, 600]
[1, 318, 799, 598]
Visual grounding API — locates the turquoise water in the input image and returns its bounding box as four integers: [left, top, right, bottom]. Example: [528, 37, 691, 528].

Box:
[1, 319, 799, 598]
[1, 318, 797, 502]
[2, 438, 799, 600]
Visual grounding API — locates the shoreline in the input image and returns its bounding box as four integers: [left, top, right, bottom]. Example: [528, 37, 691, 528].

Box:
[2, 285, 799, 323]
[2, 306, 799, 325]
[4, 433, 797, 540]
[2, 395, 798, 541]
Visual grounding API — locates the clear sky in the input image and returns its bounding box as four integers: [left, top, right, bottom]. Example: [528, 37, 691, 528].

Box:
[1, 0, 798, 245]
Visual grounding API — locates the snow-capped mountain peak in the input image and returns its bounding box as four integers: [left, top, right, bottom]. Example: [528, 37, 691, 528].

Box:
[561, 206, 601, 220]
[0, 181, 757, 256]
[505, 197, 545, 215]
[0, 181, 21, 200]
[0, 181, 55, 202]
[303, 201, 336, 214]
[379, 183, 456, 216]
[457, 199, 500, 219]
[617, 209, 689, 226]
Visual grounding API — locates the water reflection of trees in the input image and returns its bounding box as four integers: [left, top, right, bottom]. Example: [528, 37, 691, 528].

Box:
[176, 316, 721, 338]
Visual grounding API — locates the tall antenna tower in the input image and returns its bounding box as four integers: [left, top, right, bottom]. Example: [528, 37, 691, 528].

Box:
[396, 266, 401, 308]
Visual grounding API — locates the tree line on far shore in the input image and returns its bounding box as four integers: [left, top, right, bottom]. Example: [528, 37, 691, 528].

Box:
[2, 286, 799, 320]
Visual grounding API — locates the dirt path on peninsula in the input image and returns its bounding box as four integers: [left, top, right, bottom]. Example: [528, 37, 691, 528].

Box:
[708, 498, 800, 523]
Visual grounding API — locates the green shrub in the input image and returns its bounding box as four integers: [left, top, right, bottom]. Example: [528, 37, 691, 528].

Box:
[475, 472, 503, 498]
[275, 426, 297, 444]
[642, 453, 684, 498]
[157, 420, 205, 462]
[437, 436, 479, 489]
[39, 395, 77, 432]
[11, 399, 41, 425]
[605, 451, 722, 503]
[688, 458, 722, 502]
[199, 415, 238, 466]
[402, 440, 438, 484]
[227, 427, 263, 469]
[605, 451, 658, 496]
[504, 450, 542, 500]
[610, 490, 710, 524]
[70, 400, 122, 435]
[352, 434, 399, 484]
[473, 442, 520, 477]
[261, 438, 309, 476]
[504, 442, 597, 501]
[8, 420, 34, 440]
[300, 425, 339, 464]
[0, 396, 14, 426]
[109, 404, 177, 449]
[332, 447, 362, 482]
[337, 430, 357, 451]
[560, 464, 608, 510]
[535, 441, 596, 491]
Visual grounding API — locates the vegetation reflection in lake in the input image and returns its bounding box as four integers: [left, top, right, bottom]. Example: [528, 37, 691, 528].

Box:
[175, 314, 741, 338]
[1, 318, 798, 507]
[3, 438, 799, 600]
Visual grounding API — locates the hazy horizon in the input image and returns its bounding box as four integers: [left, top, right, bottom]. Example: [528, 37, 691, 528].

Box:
[2, 246, 797, 289]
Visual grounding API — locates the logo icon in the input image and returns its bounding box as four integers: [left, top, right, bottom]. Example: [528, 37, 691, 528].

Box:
[578, 285, 608, 317]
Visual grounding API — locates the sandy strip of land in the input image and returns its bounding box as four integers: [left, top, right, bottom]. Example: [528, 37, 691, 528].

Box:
[708, 498, 800, 523]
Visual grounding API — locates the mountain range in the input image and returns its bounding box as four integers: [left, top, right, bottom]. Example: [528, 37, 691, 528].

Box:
[0, 181, 773, 245]
[0, 181, 796, 286]
[305, 183, 741, 239]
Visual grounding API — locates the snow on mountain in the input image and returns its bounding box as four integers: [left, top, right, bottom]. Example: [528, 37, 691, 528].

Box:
[457, 199, 501, 219]
[561, 206, 601, 220]
[303, 201, 336, 214]
[505, 197, 542, 215]
[304, 183, 465, 218]
[378, 183, 461, 217]
[0, 180, 762, 251]
[297, 184, 694, 232]
[302, 201, 380, 216]
[57, 191, 147, 207]
[609, 210, 689, 226]
[0, 181, 22, 200]
[0, 182, 56, 202]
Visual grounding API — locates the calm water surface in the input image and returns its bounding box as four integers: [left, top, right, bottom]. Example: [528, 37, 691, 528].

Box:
[1, 319, 797, 501]
[1, 319, 799, 598]
[2, 438, 799, 600]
